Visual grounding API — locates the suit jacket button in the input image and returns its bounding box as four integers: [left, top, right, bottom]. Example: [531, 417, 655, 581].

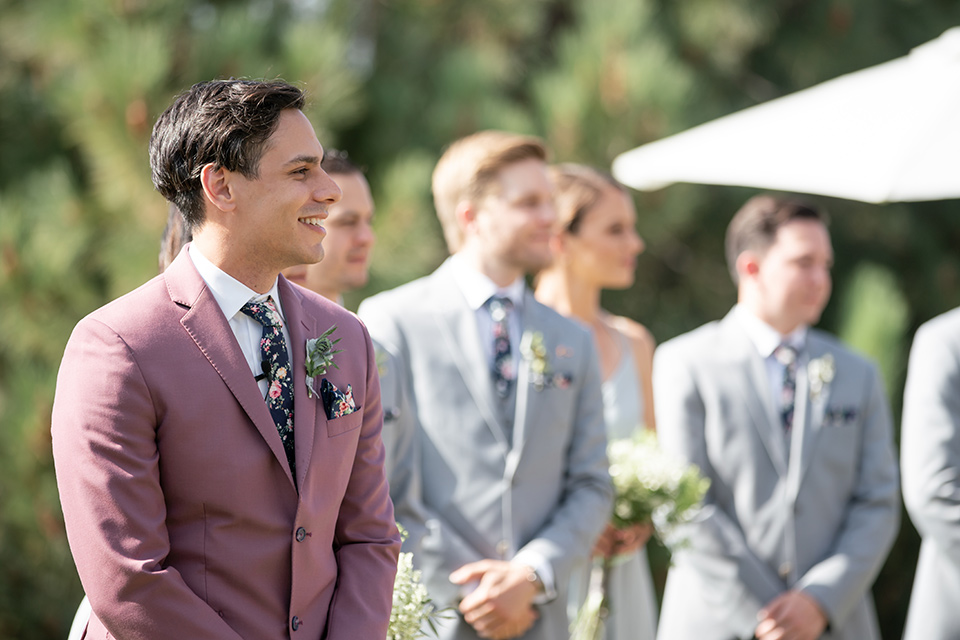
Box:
[291, 615, 300, 631]
[295, 527, 307, 542]
[496, 540, 509, 557]
[779, 562, 792, 578]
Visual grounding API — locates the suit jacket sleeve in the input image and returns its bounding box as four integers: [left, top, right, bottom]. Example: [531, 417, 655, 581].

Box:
[324, 323, 402, 640]
[795, 361, 899, 625]
[513, 330, 613, 588]
[373, 338, 427, 557]
[52, 317, 244, 640]
[357, 299, 434, 560]
[653, 341, 785, 610]
[902, 318, 960, 564]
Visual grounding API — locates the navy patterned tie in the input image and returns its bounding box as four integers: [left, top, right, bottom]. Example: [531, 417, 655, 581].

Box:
[488, 296, 514, 397]
[773, 343, 798, 432]
[241, 297, 296, 478]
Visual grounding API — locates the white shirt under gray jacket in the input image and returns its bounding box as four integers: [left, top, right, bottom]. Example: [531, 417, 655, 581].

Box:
[654, 307, 900, 640]
[358, 256, 613, 640]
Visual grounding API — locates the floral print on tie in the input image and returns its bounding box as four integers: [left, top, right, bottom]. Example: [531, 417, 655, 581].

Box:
[773, 343, 798, 432]
[488, 296, 514, 397]
[241, 297, 296, 478]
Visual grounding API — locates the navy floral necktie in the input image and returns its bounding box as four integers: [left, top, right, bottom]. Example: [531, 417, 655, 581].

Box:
[241, 297, 296, 478]
[773, 343, 798, 432]
[488, 296, 514, 397]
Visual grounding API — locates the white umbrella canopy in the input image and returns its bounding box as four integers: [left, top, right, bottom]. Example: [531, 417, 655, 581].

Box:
[611, 27, 960, 204]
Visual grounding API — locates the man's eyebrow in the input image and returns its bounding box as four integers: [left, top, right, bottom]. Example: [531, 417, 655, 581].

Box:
[284, 155, 321, 167]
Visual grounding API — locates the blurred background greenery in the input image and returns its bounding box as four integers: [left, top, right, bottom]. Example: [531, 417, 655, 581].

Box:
[1, 0, 958, 637]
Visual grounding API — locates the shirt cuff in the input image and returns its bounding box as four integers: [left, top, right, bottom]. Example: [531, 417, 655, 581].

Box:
[512, 551, 556, 604]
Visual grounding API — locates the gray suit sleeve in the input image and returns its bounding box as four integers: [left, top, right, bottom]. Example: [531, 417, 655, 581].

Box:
[653, 341, 785, 609]
[796, 362, 900, 626]
[515, 330, 613, 587]
[357, 300, 429, 557]
[902, 318, 960, 564]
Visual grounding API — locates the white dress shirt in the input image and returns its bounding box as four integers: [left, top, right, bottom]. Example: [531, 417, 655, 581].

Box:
[447, 253, 525, 370]
[189, 245, 292, 399]
[446, 254, 556, 601]
[733, 304, 807, 415]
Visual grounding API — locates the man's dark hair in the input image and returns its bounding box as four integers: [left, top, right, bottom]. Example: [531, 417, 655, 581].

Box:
[149, 79, 305, 229]
[725, 194, 828, 285]
[321, 149, 362, 176]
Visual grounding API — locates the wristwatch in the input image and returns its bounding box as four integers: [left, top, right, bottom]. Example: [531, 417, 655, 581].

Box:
[524, 566, 545, 594]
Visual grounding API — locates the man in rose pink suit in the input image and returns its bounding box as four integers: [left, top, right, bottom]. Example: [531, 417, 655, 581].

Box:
[52, 79, 399, 639]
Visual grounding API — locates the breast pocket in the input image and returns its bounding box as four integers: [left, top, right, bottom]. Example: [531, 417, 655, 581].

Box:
[326, 410, 363, 437]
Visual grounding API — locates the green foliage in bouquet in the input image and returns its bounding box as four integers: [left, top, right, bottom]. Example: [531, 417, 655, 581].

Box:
[388, 525, 448, 640]
[607, 430, 710, 541]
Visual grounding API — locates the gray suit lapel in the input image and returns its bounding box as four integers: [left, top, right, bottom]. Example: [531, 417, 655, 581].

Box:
[788, 336, 832, 496]
[430, 268, 512, 455]
[721, 314, 788, 475]
[509, 290, 539, 464]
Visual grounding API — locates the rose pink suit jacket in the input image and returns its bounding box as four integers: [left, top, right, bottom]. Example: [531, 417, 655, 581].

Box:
[52, 249, 400, 639]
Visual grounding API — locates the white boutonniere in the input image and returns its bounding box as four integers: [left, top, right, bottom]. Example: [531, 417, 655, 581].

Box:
[305, 325, 343, 398]
[520, 331, 572, 391]
[807, 353, 835, 401]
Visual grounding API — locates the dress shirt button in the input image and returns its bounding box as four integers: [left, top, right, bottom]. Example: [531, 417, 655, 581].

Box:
[295, 527, 307, 542]
[779, 562, 792, 578]
[291, 615, 300, 631]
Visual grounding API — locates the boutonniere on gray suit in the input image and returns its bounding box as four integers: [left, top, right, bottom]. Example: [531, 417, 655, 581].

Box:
[807, 353, 835, 401]
[520, 330, 573, 390]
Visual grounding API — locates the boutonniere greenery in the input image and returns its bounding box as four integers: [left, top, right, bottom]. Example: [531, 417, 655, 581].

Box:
[807, 353, 835, 401]
[520, 331, 571, 391]
[305, 325, 343, 398]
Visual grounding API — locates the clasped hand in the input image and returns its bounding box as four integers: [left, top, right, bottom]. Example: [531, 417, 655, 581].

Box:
[450, 560, 539, 640]
[755, 590, 827, 640]
[592, 522, 653, 559]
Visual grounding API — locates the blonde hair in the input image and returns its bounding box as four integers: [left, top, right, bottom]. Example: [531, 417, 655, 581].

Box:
[432, 130, 548, 252]
[548, 163, 626, 235]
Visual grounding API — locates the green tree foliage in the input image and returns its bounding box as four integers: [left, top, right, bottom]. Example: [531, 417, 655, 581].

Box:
[1, 0, 959, 637]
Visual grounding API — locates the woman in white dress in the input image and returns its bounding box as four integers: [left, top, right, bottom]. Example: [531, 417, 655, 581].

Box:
[535, 163, 658, 640]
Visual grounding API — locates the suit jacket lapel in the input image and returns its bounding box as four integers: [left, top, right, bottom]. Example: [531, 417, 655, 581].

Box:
[166, 251, 297, 491]
[788, 336, 832, 496]
[280, 277, 319, 491]
[720, 313, 788, 475]
[510, 290, 539, 462]
[430, 266, 511, 455]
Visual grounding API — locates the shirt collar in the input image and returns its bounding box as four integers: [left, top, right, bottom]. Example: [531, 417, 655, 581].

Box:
[448, 253, 526, 312]
[732, 304, 807, 359]
[189, 244, 285, 324]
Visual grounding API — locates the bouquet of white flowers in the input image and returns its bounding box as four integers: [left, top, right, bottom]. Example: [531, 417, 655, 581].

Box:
[570, 430, 709, 640]
[388, 526, 446, 640]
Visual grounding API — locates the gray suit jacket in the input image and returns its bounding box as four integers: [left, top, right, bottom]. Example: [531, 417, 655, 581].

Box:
[359, 259, 613, 640]
[654, 310, 899, 640]
[902, 306, 960, 640]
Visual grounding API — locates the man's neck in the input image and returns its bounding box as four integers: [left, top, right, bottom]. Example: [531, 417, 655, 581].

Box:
[193, 233, 277, 294]
[457, 247, 522, 289]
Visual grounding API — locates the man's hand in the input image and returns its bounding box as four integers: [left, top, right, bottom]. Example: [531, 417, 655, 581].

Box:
[755, 590, 827, 640]
[449, 560, 540, 639]
[592, 523, 653, 559]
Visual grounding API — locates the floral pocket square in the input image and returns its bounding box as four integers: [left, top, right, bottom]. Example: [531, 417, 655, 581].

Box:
[320, 378, 359, 420]
[823, 407, 858, 427]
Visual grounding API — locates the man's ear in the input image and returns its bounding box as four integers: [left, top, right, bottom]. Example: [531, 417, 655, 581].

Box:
[199, 163, 236, 213]
[455, 200, 476, 234]
[736, 250, 761, 281]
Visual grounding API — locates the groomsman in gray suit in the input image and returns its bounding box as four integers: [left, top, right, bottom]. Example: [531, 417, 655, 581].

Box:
[654, 195, 899, 640]
[901, 306, 960, 640]
[359, 130, 612, 640]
